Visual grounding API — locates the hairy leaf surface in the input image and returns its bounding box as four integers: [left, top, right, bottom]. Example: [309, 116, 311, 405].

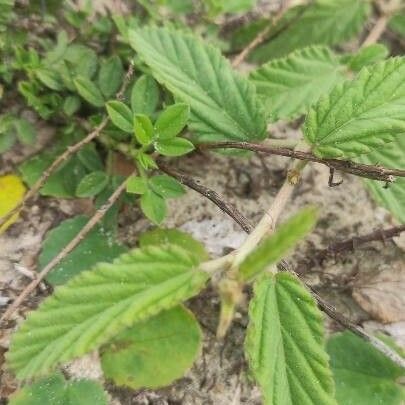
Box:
[129, 26, 266, 142]
[246, 272, 336, 404]
[7, 245, 209, 379]
[251, 0, 370, 62]
[250, 46, 345, 121]
[305, 58, 405, 158]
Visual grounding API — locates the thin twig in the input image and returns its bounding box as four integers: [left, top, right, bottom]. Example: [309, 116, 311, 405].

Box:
[158, 162, 253, 234]
[0, 62, 134, 230]
[0, 173, 134, 324]
[232, 0, 292, 67]
[201, 142, 404, 183]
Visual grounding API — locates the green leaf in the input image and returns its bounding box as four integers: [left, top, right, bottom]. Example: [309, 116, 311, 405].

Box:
[137, 152, 158, 170]
[129, 26, 266, 142]
[35, 68, 63, 91]
[75, 171, 109, 197]
[155, 137, 194, 156]
[389, 13, 405, 38]
[101, 305, 202, 389]
[126, 175, 148, 194]
[63, 44, 98, 79]
[7, 245, 209, 379]
[39, 215, 127, 285]
[149, 175, 185, 199]
[154, 103, 190, 139]
[74, 77, 104, 107]
[106, 100, 133, 133]
[251, 0, 370, 63]
[131, 74, 160, 115]
[98, 55, 123, 98]
[140, 189, 167, 224]
[63, 96, 81, 116]
[343, 44, 389, 72]
[139, 228, 209, 261]
[239, 207, 317, 281]
[14, 118, 36, 145]
[8, 372, 108, 405]
[134, 114, 154, 145]
[358, 136, 405, 223]
[250, 46, 345, 121]
[0, 131, 15, 153]
[77, 144, 103, 172]
[246, 272, 336, 405]
[327, 331, 405, 405]
[304, 57, 405, 158]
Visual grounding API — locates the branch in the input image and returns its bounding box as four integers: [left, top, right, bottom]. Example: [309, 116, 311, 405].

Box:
[201, 142, 405, 183]
[231, 0, 293, 67]
[158, 162, 253, 234]
[0, 173, 134, 325]
[0, 62, 134, 230]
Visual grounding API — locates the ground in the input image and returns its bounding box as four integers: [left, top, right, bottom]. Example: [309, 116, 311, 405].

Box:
[0, 118, 404, 404]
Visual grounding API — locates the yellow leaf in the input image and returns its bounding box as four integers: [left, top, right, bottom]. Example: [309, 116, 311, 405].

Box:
[0, 174, 26, 233]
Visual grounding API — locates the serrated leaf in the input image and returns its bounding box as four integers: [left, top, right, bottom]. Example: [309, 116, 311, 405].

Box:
[250, 46, 345, 121]
[74, 77, 104, 107]
[98, 55, 123, 98]
[101, 305, 202, 389]
[357, 135, 405, 223]
[139, 228, 209, 261]
[7, 244, 209, 379]
[327, 331, 405, 405]
[0, 174, 26, 234]
[246, 272, 336, 405]
[134, 114, 154, 145]
[304, 57, 405, 158]
[155, 137, 195, 156]
[106, 100, 133, 133]
[8, 372, 108, 405]
[239, 206, 317, 281]
[131, 74, 160, 115]
[129, 26, 266, 142]
[39, 215, 127, 285]
[75, 171, 109, 197]
[140, 189, 167, 224]
[155, 103, 189, 139]
[149, 175, 185, 198]
[251, 0, 370, 62]
[343, 44, 388, 72]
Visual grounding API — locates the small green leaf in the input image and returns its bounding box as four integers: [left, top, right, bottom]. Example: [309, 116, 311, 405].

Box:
[389, 13, 405, 38]
[101, 306, 202, 389]
[63, 44, 98, 79]
[154, 103, 190, 140]
[74, 77, 104, 107]
[126, 175, 148, 194]
[7, 245, 208, 379]
[8, 372, 108, 405]
[106, 100, 133, 133]
[149, 175, 185, 199]
[344, 44, 389, 72]
[98, 55, 123, 98]
[75, 171, 109, 198]
[327, 331, 405, 405]
[134, 114, 154, 145]
[246, 272, 336, 405]
[140, 189, 167, 224]
[35, 68, 63, 91]
[39, 215, 127, 285]
[63, 96, 81, 116]
[14, 118, 36, 145]
[137, 152, 158, 170]
[0, 131, 15, 153]
[239, 206, 317, 281]
[155, 137, 194, 157]
[77, 144, 103, 172]
[139, 228, 208, 261]
[305, 57, 405, 158]
[131, 74, 160, 115]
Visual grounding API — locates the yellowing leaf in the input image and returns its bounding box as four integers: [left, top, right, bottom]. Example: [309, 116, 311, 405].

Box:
[0, 174, 26, 233]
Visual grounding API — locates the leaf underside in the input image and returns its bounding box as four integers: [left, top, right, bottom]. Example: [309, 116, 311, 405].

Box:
[246, 272, 336, 405]
[304, 57, 405, 158]
[250, 46, 345, 121]
[7, 245, 208, 380]
[129, 26, 267, 143]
